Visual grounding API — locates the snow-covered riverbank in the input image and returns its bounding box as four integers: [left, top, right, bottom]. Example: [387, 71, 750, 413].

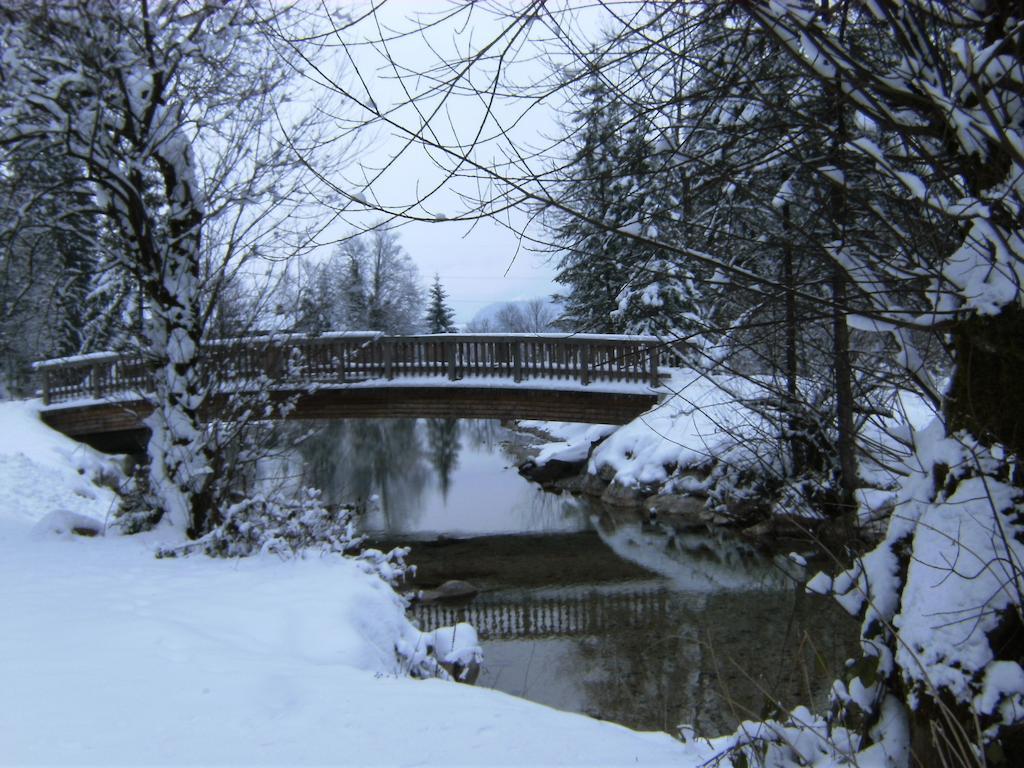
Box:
[522, 369, 936, 530]
[0, 400, 712, 766]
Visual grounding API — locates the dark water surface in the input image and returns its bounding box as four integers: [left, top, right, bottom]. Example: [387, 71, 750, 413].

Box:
[282, 419, 859, 736]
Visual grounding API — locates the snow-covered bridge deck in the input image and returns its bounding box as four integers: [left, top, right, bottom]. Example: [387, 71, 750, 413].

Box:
[35, 333, 664, 451]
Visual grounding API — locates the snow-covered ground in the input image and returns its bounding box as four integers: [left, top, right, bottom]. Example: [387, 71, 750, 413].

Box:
[0, 400, 713, 766]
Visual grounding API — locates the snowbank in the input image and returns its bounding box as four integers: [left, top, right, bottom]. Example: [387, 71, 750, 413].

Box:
[0, 399, 122, 529]
[590, 370, 769, 489]
[527, 370, 936, 519]
[520, 421, 618, 466]
[0, 400, 703, 766]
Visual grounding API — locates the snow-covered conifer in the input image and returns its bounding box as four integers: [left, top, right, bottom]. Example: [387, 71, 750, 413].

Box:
[425, 274, 457, 334]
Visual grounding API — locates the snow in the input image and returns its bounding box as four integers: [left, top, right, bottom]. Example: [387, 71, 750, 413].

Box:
[587, 369, 771, 489]
[32, 349, 126, 369]
[31, 508, 105, 538]
[895, 471, 1024, 703]
[545, 368, 938, 516]
[0, 399, 702, 766]
[523, 421, 618, 466]
[428, 622, 483, 676]
[978, 662, 1024, 719]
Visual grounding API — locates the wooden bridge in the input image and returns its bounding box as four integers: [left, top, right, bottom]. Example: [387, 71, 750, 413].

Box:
[35, 332, 664, 451]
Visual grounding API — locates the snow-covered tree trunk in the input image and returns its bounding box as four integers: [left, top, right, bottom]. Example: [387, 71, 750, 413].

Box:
[2, 1, 350, 538]
[141, 126, 213, 535]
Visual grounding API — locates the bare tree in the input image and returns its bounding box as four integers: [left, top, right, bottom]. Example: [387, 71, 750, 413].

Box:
[0, 1, 352, 537]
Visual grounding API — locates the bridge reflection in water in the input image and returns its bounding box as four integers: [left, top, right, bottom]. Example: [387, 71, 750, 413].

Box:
[414, 587, 670, 640]
[411, 564, 858, 735]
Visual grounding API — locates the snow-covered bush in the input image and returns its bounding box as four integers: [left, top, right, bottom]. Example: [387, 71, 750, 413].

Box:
[396, 622, 483, 683]
[815, 427, 1024, 766]
[176, 488, 363, 558]
[691, 425, 1024, 767]
[111, 464, 163, 535]
[154, 487, 417, 601]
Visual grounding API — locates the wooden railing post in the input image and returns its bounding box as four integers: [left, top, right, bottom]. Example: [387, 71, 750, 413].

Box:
[580, 344, 591, 386]
[648, 343, 659, 387]
[512, 341, 522, 383]
[446, 340, 458, 381]
[336, 341, 348, 383]
[91, 363, 102, 400]
[41, 368, 50, 405]
[265, 346, 283, 379]
[383, 339, 394, 380]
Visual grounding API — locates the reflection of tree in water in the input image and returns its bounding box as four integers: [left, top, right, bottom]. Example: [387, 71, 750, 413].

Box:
[275, 417, 587, 533]
[425, 418, 460, 499]
[569, 585, 857, 735]
[461, 419, 504, 450]
[292, 419, 431, 530]
[565, 592, 700, 734]
[697, 588, 855, 729]
[524, 492, 591, 533]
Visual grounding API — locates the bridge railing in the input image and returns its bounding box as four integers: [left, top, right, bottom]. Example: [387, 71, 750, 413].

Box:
[35, 332, 661, 405]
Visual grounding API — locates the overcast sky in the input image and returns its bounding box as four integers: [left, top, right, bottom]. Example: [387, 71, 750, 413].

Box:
[322, 0, 569, 324]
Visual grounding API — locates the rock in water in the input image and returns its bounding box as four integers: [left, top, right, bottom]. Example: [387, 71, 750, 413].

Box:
[517, 457, 582, 485]
[419, 579, 480, 604]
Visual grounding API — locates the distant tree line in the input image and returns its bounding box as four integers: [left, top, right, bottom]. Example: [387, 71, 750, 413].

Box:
[281, 227, 428, 336]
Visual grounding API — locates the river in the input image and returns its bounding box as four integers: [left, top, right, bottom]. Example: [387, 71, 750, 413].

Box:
[274, 418, 859, 736]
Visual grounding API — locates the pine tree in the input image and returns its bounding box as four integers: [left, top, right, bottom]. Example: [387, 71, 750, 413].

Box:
[340, 252, 369, 330]
[606, 108, 707, 342]
[424, 274, 457, 333]
[550, 74, 633, 332]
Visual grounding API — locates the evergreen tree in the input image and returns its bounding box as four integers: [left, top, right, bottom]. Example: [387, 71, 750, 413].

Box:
[0, 139, 100, 391]
[340, 250, 370, 330]
[606, 109, 708, 343]
[550, 74, 633, 332]
[424, 274, 457, 333]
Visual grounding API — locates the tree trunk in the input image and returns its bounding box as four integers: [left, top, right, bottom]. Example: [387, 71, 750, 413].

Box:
[831, 264, 858, 512]
[138, 113, 215, 537]
[947, 305, 1024, 457]
[781, 201, 807, 474]
[140, 230, 214, 536]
